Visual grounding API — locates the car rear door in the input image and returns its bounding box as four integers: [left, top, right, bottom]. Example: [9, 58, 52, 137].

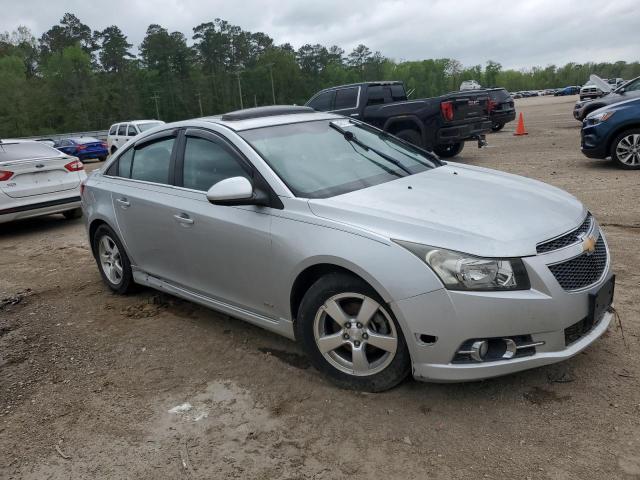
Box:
[329, 86, 361, 118]
[164, 128, 275, 317]
[0, 143, 82, 199]
[107, 131, 182, 281]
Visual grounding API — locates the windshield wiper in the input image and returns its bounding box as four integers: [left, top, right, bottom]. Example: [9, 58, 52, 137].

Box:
[329, 122, 413, 175]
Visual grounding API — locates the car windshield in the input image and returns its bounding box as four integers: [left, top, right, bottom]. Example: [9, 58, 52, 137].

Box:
[240, 119, 439, 198]
[0, 142, 60, 161]
[137, 122, 162, 132]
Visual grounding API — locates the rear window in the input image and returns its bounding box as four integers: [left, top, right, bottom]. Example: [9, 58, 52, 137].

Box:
[0, 142, 61, 161]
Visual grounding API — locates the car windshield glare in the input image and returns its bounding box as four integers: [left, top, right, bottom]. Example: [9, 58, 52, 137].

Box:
[240, 119, 439, 198]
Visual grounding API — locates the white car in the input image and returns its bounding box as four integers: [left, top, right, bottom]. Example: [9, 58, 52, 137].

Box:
[0, 140, 86, 223]
[460, 80, 482, 91]
[107, 120, 165, 155]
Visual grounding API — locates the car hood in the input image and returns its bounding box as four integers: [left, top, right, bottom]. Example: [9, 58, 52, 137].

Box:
[308, 163, 586, 257]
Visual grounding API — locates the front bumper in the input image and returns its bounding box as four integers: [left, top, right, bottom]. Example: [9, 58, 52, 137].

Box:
[390, 229, 613, 382]
[580, 122, 609, 159]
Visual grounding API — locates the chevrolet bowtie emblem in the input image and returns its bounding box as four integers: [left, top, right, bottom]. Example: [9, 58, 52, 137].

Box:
[582, 235, 596, 255]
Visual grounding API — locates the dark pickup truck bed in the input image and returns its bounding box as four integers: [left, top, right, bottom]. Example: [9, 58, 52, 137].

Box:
[305, 81, 492, 157]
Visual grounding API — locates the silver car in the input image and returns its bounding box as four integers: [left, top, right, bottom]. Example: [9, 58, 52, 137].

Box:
[82, 106, 615, 391]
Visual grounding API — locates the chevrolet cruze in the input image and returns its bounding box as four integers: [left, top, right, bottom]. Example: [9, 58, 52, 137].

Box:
[82, 106, 614, 391]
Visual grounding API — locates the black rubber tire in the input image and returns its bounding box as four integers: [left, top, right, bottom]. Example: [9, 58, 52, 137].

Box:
[394, 129, 423, 148]
[491, 122, 505, 132]
[110, 146, 117, 155]
[92, 224, 136, 294]
[295, 272, 411, 392]
[98, 156, 107, 162]
[433, 142, 464, 158]
[610, 129, 640, 170]
[62, 208, 82, 220]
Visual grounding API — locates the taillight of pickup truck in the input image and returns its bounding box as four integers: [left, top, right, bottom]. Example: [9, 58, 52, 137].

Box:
[440, 101, 454, 122]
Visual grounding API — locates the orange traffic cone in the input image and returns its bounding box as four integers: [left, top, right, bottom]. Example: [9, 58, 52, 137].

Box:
[513, 112, 528, 136]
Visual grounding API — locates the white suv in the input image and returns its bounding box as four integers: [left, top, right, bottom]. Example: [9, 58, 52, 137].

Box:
[1, 140, 86, 223]
[107, 120, 164, 154]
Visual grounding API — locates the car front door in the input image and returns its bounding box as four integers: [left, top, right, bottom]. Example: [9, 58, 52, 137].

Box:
[115, 124, 128, 149]
[165, 128, 275, 317]
[107, 131, 183, 281]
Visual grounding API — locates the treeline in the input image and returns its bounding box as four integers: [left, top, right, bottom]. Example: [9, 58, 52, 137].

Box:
[1, 13, 640, 138]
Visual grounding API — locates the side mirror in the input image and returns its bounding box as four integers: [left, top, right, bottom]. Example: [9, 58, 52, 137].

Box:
[206, 176, 262, 206]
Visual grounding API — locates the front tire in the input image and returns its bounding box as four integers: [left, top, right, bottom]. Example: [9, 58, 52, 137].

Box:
[433, 142, 464, 158]
[611, 129, 640, 169]
[296, 273, 411, 392]
[491, 122, 505, 132]
[92, 224, 136, 294]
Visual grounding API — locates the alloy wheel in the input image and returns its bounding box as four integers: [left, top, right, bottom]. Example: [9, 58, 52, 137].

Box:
[615, 134, 640, 166]
[313, 293, 398, 376]
[98, 235, 124, 285]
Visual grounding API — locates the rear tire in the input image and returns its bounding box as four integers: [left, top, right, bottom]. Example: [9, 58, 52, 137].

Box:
[92, 224, 136, 294]
[610, 129, 640, 169]
[98, 156, 107, 162]
[491, 122, 505, 132]
[63, 208, 82, 220]
[394, 129, 423, 148]
[295, 273, 411, 392]
[433, 142, 464, 158]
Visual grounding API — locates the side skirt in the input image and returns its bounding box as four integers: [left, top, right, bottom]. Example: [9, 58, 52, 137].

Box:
[132, 270, 296, 340]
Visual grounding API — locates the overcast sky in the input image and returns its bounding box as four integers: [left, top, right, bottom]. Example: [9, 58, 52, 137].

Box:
[0, 0, 638, 69]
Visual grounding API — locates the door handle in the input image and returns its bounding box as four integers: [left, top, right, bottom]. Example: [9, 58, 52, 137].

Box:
[116, 198, 130, 208]
[173, 214, 194, 225]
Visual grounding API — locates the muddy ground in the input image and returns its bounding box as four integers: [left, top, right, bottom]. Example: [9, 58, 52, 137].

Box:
[1, 95, 639, 479]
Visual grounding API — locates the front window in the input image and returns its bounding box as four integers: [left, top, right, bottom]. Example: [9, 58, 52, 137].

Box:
[621, 78, 640, 92]
[240, 119, 439, 198]
[307, 91, 334, 112]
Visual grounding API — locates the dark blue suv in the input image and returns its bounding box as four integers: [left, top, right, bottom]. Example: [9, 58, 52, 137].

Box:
[581, 97, 640, 169]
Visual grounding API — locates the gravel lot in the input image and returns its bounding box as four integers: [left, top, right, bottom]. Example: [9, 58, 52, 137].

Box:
[1, 95, 639, 480]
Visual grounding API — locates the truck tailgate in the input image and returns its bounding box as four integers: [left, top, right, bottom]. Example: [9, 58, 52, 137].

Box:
[448, 93, 489, 122]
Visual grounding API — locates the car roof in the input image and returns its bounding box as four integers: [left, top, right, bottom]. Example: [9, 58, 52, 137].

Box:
[198, 109, 342, 131]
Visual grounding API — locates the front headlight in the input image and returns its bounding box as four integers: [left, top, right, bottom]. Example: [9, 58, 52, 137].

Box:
[393, 240, 530, 291]
[588, 111, 615, 125]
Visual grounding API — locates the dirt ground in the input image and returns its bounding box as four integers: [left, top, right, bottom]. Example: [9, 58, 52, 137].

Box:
[1, 95, 639, 480]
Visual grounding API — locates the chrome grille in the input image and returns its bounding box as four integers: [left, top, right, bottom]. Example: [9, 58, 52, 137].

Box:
[548, 235, 607, 291]
[537, 214, 592, 254]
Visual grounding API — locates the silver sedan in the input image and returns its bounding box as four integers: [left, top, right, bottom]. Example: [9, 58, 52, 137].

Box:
[82, 106, 614, 391]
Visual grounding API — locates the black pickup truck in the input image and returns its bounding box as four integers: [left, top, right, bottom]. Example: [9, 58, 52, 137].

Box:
[305, 81, 492, 157]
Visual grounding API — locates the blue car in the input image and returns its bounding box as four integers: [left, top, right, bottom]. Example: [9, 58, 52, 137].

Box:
[54, 137, 109, 162]
[581, 97, 640, 169]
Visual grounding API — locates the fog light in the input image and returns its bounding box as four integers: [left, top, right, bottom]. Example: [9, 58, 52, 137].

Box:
[470, 340, 489, 362]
